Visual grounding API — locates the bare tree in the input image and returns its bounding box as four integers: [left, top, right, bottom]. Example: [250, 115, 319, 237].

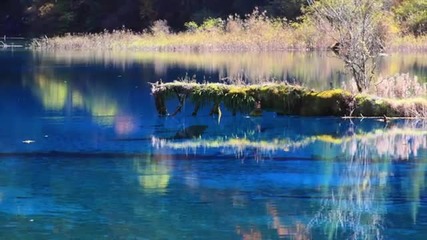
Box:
[307, 0, 386, 92]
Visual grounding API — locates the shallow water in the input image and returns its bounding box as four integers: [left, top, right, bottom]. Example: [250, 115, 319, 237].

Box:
[0, 49, 427, 239]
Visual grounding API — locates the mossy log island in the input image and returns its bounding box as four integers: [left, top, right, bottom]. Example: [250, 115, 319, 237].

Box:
[150, 82, 427, 118]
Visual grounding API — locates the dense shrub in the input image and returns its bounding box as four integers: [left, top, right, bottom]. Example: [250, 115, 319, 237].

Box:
[394, 0, 427, 35]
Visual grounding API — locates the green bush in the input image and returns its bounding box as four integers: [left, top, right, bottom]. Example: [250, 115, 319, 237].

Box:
[199, 18, 224, 32]
[394, 0, 427, 35]
[184, 21, 198, 32]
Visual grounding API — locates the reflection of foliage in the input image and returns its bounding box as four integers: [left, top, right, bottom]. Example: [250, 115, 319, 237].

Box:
[265, 202, 311, 239]
[310, 124, 426, 239]
[340, 127, 427, 160]
[31, 74, 68, 110]
[153, 120, 427, 238]
[153, 121, 427, 160]
[34, 51, 427, 90]
[134, 158, 171, 193]
[308, 148, 387, 240]
[26, 71, 119, 121]
[408, 159, 427, 224]
[152, 137, 299, 158]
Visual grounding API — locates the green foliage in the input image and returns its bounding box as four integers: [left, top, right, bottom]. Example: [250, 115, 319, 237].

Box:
[290, 16, 321, 49]
[199, 18, 224, 32]
[394, 0, 427, 35]
[1, 0, 304, 36]
[223, 88, 256, 115]
[2, 0, 426, 39]
[184, 21, 198, 32]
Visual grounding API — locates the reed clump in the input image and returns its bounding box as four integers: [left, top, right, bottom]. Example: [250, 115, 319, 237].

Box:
[372, 73, 426, 98]
[31, 7, 427, 52]
[343, 73, 427, 98]
[30, 8, 331, 51]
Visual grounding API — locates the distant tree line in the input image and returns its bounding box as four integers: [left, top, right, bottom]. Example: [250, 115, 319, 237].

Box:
[0, 0, 307, 36]
[1, 0, 425, 37]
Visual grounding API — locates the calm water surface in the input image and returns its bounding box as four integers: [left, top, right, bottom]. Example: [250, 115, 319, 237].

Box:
[0, 49, 427, 239]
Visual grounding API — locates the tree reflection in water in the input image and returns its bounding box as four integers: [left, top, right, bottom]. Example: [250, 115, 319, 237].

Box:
[33, 51, 427, 90]
[153, 120, 427, 239]
[133, 153, 173, 194]
[308, 140, 387, 240]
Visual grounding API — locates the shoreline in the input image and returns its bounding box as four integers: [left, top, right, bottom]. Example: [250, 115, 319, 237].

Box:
[30, 30, 427, 52]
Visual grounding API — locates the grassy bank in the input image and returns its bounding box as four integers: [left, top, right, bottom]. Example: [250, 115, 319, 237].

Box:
[151, 81, 427, 118]
[31, 10, 427, 52]
[31, 27, 322, 51]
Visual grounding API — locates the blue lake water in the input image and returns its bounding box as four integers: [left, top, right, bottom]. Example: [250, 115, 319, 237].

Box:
[0, 49, 427, 239]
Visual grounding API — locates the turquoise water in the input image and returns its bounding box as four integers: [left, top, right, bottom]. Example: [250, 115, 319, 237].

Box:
[0, 50, 427, 239]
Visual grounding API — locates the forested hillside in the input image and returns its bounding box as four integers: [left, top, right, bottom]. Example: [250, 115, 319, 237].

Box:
[0, 0, 306, 36]
[1, 0, 425, 37]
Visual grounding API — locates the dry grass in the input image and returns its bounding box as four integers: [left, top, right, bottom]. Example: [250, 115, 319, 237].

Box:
[31, 8, 427, 52]
[344, 73, 427, 98]
[373, 73, 426, 98]
[389, 35, 427, 51]
[31, 9, 330, 51]
[342, 73, 427, 118]
[32, 29, 142, 50]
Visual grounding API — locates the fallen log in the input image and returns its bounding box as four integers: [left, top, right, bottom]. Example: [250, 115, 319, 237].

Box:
[150, 81, 427, 118]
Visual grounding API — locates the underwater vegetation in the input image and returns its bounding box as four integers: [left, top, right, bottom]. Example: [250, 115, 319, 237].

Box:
[151, 82, 427, 118]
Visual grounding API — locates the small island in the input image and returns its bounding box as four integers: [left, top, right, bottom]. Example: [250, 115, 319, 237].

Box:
[151, 81, 427, 118]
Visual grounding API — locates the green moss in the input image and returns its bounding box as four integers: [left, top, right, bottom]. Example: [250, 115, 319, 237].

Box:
[151, 82, 427, 118]
[316, 89, 351, 98]
[223, 91, 255, 115]
[300, 89, 352, 116]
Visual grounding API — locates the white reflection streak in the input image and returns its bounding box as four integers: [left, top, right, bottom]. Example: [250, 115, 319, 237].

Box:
[308, 142, 386, 240]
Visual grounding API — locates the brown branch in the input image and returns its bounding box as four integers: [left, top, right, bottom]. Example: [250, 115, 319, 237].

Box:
[170, 88, 187, 117]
